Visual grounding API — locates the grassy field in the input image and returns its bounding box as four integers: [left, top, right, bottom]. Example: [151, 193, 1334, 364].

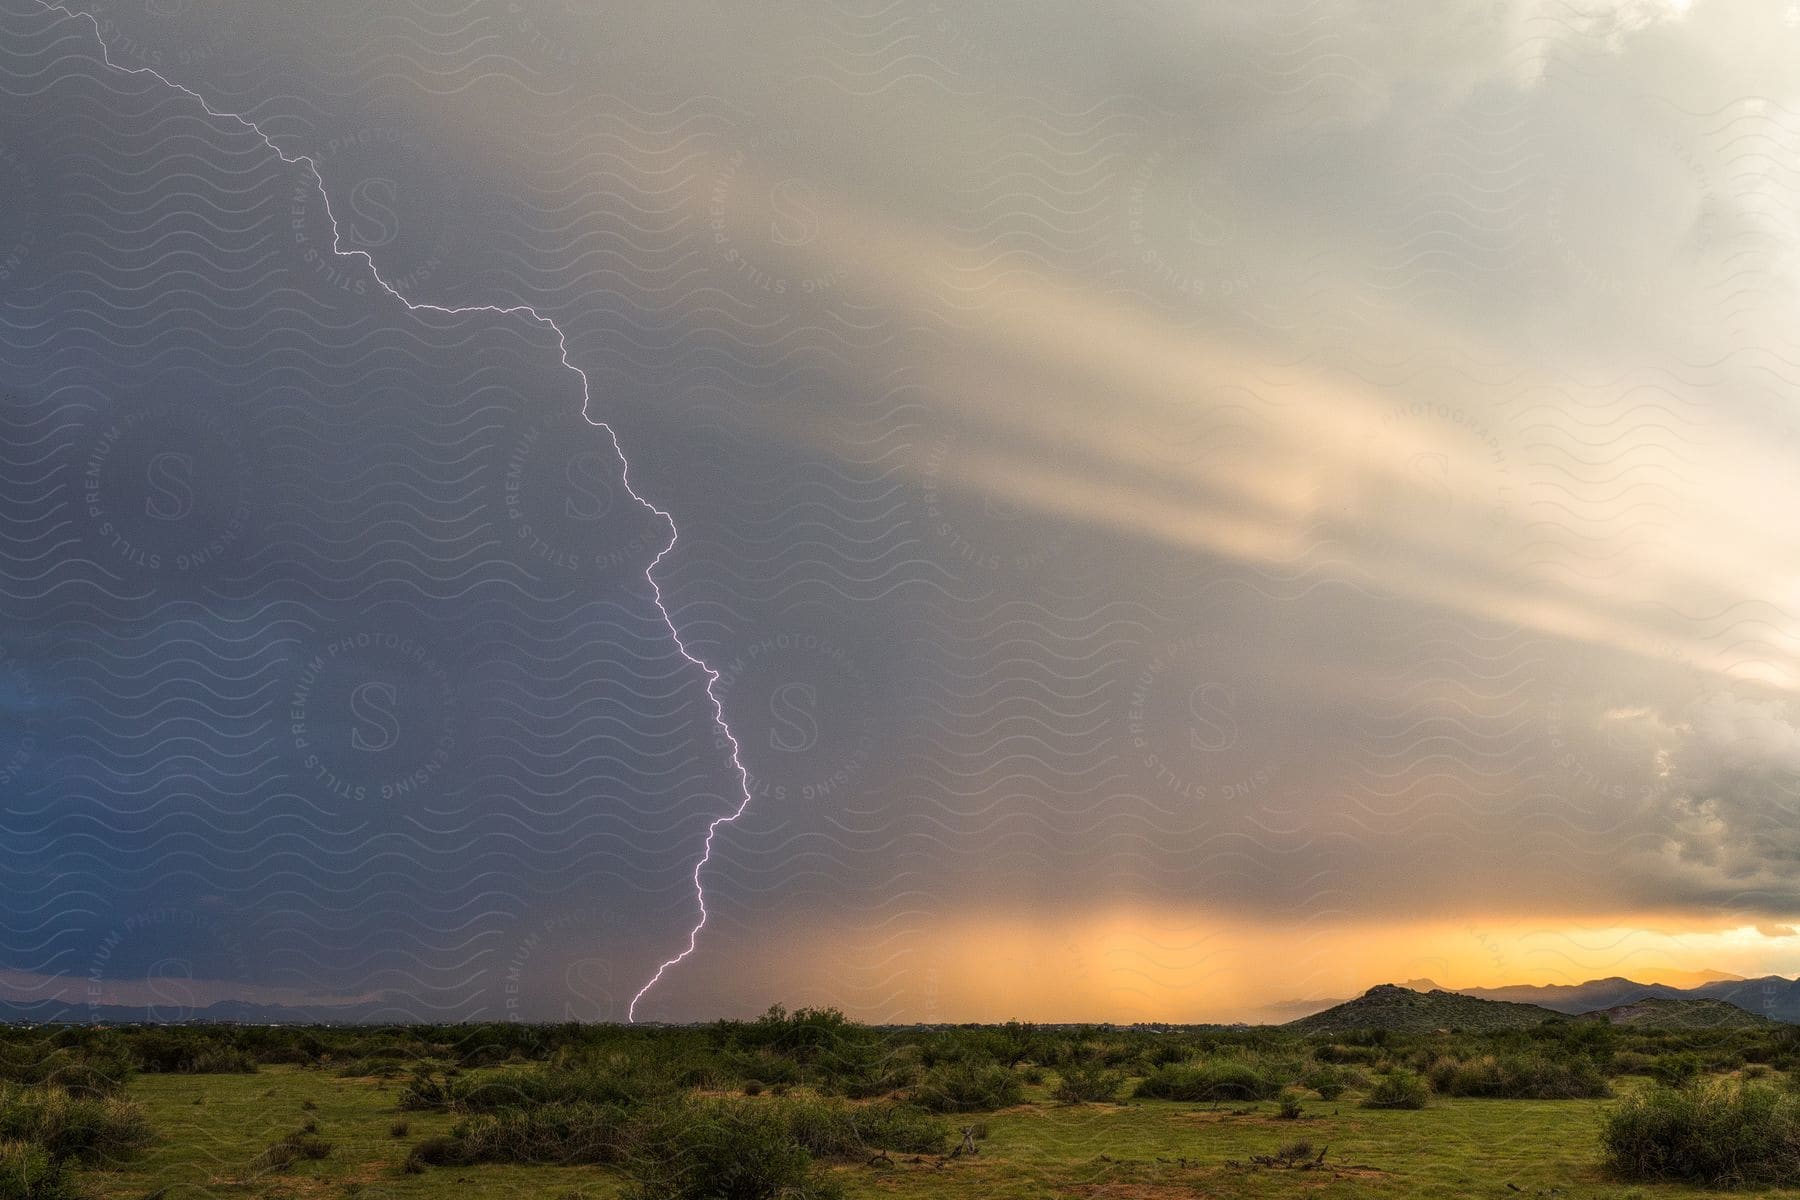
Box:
[74, 1065, 1800, 1200]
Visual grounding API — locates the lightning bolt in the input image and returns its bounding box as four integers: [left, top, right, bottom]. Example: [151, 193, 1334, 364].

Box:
[36, 0, 753, 1024]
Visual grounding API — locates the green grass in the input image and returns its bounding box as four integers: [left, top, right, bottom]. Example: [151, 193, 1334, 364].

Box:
[81, 1067, 610, 1199]
[71, 1067, 1800, 1200]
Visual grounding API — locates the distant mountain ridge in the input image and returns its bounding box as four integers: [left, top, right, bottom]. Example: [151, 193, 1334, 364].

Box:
[1285, 983, 1775, 1033]
[1285, 984, 1570, 1032]
[1272, 972, 1800, 1026]
[1578, 996, 1775, 1029]
[2, 972, 1795, 1027]
[0, 995, 408, 1026]
[1456, 975, 1799, 1023]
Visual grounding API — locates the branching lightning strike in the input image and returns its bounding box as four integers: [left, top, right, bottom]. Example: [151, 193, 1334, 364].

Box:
[36, 0, 753, 1023]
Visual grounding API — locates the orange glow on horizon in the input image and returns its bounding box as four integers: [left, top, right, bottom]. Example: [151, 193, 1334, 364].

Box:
[701, 907, 1800, 1024]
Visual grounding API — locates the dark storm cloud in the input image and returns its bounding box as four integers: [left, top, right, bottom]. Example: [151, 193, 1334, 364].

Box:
[5, 0, 1800, 1020]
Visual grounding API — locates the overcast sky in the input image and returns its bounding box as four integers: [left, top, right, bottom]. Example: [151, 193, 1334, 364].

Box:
[4, 0, 1800, 1023]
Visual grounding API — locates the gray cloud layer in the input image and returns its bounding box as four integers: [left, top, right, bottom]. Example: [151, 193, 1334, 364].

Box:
[3, 0, 1799, 1020]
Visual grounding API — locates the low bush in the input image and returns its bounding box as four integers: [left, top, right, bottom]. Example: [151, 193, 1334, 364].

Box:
[1301, 1064, 1355, 1100]
[912, 1063, 1022, 1113]
[0, 1043, 130, 1098]
[1362, 1070, 1430, 1110]
[1426, 1053, 1610, 1100]
[1313, 1043, 1383, 1065]
[779, 1097, 946, 1159]
[253, 1126, 333, 1172]
[128, 1031, 256, 1075]
[405, 1134, 465, 1170]
[1649, 1052, 1703, 1088]
[396, 1070, 451, 1111]
[0, 1141, 80, 1200]
[1602, 1079, 1800, 1186]
[1052, 1061, 1122, 1104]
[450, 1064, 675, 1113]
[822, 1048, 919, 1100]
[448, 1102, 631, 1166]
[722, 1052, 800, 1088]
[625, 1099, 842, 1200]
[1134, 1061, 1281, 1103]
[0, 1084, 153, 1165]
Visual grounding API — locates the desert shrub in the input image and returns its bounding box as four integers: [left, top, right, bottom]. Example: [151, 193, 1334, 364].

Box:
[1134, 1042, 1190, 1071]
[976, 1021, 1040, 1069]
[1277, 1091, 1304, 1120]
[1053, 1061, 1122, 1104]
[1313, 1043, 1383, 1065]
[821, 1045, 919, 1100]
[405, 1134, 468, 1170]
[0, 1141, 81, 1200]
[36, 1063, 128, 1102]
[846, 1101, 946, 1156]
[722, 1052, 800, 1088]
[1134, 1061, 1280, 1103]
[389, 1120, 409, 1138]
[249, 1031, 328, 1067]
[625, 1099, 842, 1200]
[1362, 1070, 1430, 1110]
[451, 1064, 676, 1113]
[448, 1103, 631, 1166]
[188, 1046, 258, 1074]
[1426, 1054, 1610, 1100]
[1018, 1065, 1046, 1085]
[1650, 1053, 1703, 1088]
[335, 1058, 407, 1079]
[253, 1126, 333, 1172]
[0, 1042, 130, 1099]
[1611, 1051, 1655, 1076]
[778, 1097, 946, 1158]
[396, 1070, 451, 1111]
[1071, 1041, 1138, 1070]
[0, 1085, 153, 1165]
[912, 1063, 1023, 1113]
[1302, 1065, 1350, 1100]
[1602, 1079, 1800, 1186]
[127, 1031, 256, 1075]
[736, 1006, 859, 1066]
